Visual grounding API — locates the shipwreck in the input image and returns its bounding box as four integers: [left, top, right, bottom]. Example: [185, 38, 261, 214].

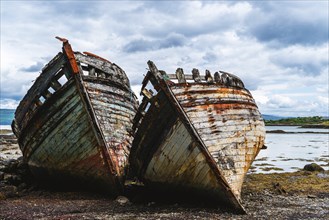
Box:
[129, 61, 266, 213]
[11, 37, 138, 195]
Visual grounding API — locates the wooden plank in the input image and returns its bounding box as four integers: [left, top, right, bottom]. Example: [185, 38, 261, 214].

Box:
[29, 107, 92, 166]
[167, 73, 206, 81]
[162, 131, 192, 179]
[41, 90, 52, 99]
[50, 80, 62, 91]
[89, 67, 96, 76]
[15, 53, 65, 125]
[75, 53, 130, 88]
[74, 72, 118, 177]
[171, 85, 251, 97]
[175, 68, 186, 83]
[148, 121, 192, 180]
[87, 78, 137, 173]
[84, 80, 135, 102]
[192, 68, 201, 82]
[20, 82, 78, 148]
[24, 99, 84, 159]
[168, 144, 201, 183]
[175, 92, 255, 103]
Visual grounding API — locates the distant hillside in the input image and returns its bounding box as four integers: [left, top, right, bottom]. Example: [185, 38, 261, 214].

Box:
[262, 114, 286, 121]
[265, 116, 329, 127]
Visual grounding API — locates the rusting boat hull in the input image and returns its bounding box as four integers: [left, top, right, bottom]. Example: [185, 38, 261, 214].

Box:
[130, 61, 265, 213]
[12, 38, 138, 194]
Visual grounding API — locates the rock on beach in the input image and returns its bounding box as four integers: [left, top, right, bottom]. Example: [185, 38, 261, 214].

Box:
[303, 163, 325, 172]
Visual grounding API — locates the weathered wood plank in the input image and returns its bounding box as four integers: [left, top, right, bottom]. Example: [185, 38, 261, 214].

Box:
[20, 82, 78, 147]
[83, 78, 137, 176]
[171, 85, 252, 97]
[75, 53, 130, 88]
[148, 121, 192, 180]
[14, 53, 65, 126]
[185, 112, 263, 124]
[84, 79, 136, 104]
[25, 100, 84, 159]
[175, 68, 186, 83]
[20, 84, 79, 150]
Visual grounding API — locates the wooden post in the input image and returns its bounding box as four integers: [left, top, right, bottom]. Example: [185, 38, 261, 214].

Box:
[205, 70, 214, 83]
[176, 68, 186, 83]
[214, 72, 221, 83]
[192, 68, 201, 82]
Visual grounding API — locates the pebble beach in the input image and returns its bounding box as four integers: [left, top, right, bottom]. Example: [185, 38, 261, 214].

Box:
[1, 128, 328, 219]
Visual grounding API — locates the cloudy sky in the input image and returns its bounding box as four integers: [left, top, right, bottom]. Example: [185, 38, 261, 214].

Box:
[1, 1, 328, 117]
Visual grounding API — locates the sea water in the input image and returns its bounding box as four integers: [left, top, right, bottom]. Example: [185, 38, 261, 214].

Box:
[0, 109, 15, 130]
[251, 126, 329, 173]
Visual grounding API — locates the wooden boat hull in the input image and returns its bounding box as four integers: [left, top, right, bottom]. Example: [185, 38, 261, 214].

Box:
[12, 39, 138, 195]
[130, 61, 265, 213]
[171, 84, 265, 197]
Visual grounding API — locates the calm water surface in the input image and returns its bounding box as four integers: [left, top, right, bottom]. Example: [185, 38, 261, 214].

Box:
[251, 126, 329, 173]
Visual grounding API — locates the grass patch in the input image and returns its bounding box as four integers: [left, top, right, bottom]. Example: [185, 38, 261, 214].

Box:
[254, 157, 268, 161]
[259, 167, 284, 172]
[242, 170, 329, 196]
[0, 129, 12, 135]
[255, 163, 275, 167]
[295, 158, 314, 162]
[265, 116, 329, 126]
[321, 121, 329, 126]
[281, 158, 294, 161]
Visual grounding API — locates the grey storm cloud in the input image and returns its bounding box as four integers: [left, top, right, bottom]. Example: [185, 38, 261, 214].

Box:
[43, 1, 100, 17]
[19, 61, 44, 72]
[143, 14, 237, 39]
[202, 52, 217, 64]
[127, 1, 242, 39]
[123, 34, 186, 52]
[269, 46, 328, 76]
[136, 1, 185, 14]
[245, 1, 328, 46]
[271, 60, 326, 76]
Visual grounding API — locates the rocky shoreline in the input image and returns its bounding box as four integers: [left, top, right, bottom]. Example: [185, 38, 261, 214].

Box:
[266, 124, 329, 129]
[1, 130, 328, 219]
[266, 129, 329, 134]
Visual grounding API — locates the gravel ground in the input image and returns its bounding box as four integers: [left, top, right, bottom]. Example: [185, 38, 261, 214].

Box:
[1, 132, 328, 219]
[1, 189, 328, 219]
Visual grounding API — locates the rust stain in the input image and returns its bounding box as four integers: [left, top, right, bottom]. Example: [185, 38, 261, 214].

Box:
[83, 51, 112, 63]
[208, 115, 216, 124]
[72, 152, 105, 170]
[56, 36, 79, 75]
[191, 103, 257, 114]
